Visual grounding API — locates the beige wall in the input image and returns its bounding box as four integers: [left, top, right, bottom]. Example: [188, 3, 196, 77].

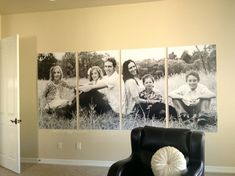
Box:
[0, 15, 1, 38]
[1, 0, 235, 167]
[19, 37, 39, 158]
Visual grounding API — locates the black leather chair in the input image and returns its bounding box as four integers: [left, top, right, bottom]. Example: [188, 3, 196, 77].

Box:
[107, 126, 205, 176]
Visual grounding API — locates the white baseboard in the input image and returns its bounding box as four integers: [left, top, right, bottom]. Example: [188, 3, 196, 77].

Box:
[206, 165, 235, 174]
[22, 158, 235, 174]
[21, 157, 39, 163]
[38, 158, 115, 167]
[21, 157, 114, 167]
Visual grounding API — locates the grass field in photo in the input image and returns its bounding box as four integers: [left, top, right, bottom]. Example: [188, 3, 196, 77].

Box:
[38, 78, 77, 129]
[168, 71, 217, 132]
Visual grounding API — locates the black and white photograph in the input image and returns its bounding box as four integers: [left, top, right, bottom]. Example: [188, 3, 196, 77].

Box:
[121, 48, 168, 130]
[167, 44, 217, 132]
[38, 52, 77, 129]
[78, 50, 120, 130]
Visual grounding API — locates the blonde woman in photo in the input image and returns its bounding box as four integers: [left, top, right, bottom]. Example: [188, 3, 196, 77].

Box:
[42, 65, 76, 118]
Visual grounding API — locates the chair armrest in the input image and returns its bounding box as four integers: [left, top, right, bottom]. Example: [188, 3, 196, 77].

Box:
[182, 162, 204, 176]
[107, 156, 137, 176]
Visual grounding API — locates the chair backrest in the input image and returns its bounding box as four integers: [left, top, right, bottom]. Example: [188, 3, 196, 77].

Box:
[131, 126, 204, 169]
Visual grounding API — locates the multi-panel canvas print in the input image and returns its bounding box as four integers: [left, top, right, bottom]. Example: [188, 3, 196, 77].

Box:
[37, 45, 217, 132]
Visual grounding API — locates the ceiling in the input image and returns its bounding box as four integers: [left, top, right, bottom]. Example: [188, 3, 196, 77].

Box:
[0, 0, 160, 15]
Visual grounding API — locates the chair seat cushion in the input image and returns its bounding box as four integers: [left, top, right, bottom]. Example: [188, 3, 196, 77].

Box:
[151, 146, 187, 176]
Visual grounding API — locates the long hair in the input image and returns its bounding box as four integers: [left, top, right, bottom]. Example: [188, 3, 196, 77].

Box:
[49, 65, 63, 81]
[122, 59, 139, 83]
[88, 66, 103, 82]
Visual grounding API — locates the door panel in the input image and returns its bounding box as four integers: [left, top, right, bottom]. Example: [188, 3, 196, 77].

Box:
[0, 35, 20, 173]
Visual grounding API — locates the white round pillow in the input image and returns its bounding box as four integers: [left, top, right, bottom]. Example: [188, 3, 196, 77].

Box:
[151, 146, 187, 176]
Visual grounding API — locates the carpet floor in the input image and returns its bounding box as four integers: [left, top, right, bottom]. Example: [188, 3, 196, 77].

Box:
[0, 164, 234, 176]
[0, 164, 109, 176]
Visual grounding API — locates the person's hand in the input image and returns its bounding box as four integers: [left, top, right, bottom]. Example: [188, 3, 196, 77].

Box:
[147, 99, 160, 104]
[169, 94, 183, 99]
[68, 101, 72, 106]
[184, 98, 200, 106]
[79, 85, 93, 93]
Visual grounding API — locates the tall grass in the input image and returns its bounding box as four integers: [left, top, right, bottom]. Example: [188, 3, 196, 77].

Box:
[38, 78, 77, 129]
[79, 77, 120, 130]
[38, 72, 217, 132]
[122, 112, 165, 130]
[39, 111, 77, 129]
[79, 106, 119, 130]
[169, 119, 217, 132]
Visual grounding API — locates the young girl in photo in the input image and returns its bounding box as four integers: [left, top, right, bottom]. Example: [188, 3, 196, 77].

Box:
[88, 66, 103, 85]
[89, 66, 107, 96]
[79, 66, 111, 114]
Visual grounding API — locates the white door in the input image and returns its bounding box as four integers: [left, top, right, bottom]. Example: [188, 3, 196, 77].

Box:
[0, 35, 20, 173]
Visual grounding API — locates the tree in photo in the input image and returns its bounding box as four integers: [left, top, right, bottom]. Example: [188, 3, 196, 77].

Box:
[168, 45, 217, 132]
